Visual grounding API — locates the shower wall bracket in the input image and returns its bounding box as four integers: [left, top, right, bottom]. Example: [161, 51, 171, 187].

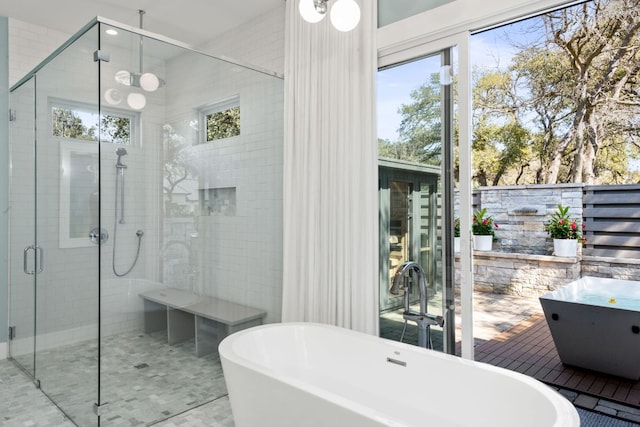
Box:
[93, 50, 111, 63]
[93, 402, 110, 416]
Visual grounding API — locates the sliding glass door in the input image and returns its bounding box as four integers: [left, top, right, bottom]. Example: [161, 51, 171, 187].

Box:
[377, 48, 456, 353]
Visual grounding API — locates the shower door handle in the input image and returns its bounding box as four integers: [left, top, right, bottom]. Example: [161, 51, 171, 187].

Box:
[22, 245, 43, 275]
[23, 245, 35, 275]
[35, 245, 44, 274]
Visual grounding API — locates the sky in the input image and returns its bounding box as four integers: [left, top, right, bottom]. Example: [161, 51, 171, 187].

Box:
[376, 19, 536, 143]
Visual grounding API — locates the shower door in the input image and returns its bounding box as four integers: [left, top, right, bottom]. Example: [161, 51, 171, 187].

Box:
[8, 24, 101, 427]
[8, 77, 36, 377]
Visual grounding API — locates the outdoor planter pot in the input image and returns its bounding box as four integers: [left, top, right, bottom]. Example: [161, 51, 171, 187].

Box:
[454, 237, 460, 253]
[553, 238, 577, 257]
[474, 235, 493, 251]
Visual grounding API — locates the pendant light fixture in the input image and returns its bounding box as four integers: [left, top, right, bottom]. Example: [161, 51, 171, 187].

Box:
[113, 10, 165, 110]
[299, 0, 361, 32]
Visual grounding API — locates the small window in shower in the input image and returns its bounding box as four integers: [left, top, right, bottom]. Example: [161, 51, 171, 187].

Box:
[51, 99, 137, 145]
[200, 96, 240, 143]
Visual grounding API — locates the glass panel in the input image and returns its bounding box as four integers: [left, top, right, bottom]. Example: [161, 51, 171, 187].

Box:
[8, 77, 36, 376]
[98, 22, 284, 425]
[381, 180, 412, 312]
[34, 25, 100, 427]
[378, 0, 455, 27]
[378, 51, 454, 353]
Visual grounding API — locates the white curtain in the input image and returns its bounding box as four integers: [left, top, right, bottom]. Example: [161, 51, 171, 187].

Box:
[282, 0, 379, 335]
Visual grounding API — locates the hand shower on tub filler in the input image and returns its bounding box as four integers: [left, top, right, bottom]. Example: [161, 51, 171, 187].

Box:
[113, 147, 144, 277]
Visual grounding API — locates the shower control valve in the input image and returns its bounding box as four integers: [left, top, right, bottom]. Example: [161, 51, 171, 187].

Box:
[89, 227, 109, 245]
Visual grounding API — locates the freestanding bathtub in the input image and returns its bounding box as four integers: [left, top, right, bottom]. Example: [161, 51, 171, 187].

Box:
[219, 323, 578, 427]
[540, 276, 640, 379]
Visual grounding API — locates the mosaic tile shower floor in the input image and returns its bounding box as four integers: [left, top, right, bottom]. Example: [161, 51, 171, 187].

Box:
[4, 330, 230, 426]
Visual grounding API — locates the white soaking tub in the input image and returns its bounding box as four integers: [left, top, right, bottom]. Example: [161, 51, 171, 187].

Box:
[540, 276, 640, 379]
[219, 323, 578, 427]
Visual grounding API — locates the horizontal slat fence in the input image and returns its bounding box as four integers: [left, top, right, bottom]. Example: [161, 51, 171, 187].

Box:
[583, 184, 640, 259]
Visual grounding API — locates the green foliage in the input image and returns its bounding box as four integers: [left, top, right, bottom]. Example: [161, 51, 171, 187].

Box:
[101, 115, 131, 144]
[206, 106, 240, 141]
[378, 73, 443, 166]
[379, 0, 640, 185]
[469, 0, 640, 186]
[454, 217, 460, 237]
[472, 208, 498, 236]
[545, 205, 585, 241]
[52, 108, 96, 140]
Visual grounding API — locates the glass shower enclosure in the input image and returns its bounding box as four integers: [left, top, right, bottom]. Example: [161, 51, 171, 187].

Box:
[8, 17, 283, 426]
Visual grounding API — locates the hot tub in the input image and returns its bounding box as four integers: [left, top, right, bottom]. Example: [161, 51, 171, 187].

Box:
[219, 322, 578, 427]
[540, 276, 640, 379]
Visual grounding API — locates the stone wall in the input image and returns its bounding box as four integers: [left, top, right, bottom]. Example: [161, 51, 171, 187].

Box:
[466, 252, 581, 296]
[466, 183, 584, 255]
[582, 256, 640, 281]
[455, 183, 640, 296]
[458, 252, 640, 297]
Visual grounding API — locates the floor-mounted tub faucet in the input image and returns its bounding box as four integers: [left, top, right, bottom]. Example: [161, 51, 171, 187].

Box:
[390, 261, 444, 349]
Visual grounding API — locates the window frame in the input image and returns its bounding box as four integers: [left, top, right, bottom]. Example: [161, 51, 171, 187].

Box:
[50, 98, 139, 145]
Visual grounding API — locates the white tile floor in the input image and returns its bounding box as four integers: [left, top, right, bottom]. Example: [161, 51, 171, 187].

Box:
[0, 358, 234, 426]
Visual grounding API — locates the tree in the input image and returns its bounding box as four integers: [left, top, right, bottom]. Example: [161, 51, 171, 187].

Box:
[101, 115, 131, 144]
[52, 107, 96, 140]
[379, 73, 443, 166]
[472, 69, 535, 185]
[163, 124, 196, 217]
[538, 0, 640, 183]
[470, 0, 640, 185]
[206, 107, 240, 141]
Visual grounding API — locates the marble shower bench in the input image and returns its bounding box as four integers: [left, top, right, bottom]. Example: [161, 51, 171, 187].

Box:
[139, 288, 266, 357]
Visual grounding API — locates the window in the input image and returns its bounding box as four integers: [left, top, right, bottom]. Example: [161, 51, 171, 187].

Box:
[51, 100, 137, 144]
[200, 96, 240, 143]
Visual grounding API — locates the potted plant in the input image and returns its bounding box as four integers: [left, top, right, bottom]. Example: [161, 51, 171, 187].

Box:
[472, 208, 498, 251]
[545, 204, 586, 257]
[454, 217, 461, 252]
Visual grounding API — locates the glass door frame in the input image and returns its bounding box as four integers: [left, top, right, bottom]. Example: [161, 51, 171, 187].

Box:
[378, 31, 473, 357]
[8, 76, 37, 378]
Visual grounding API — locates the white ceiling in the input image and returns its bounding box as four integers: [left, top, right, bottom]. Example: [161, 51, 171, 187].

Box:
[0, 0, 284, 47]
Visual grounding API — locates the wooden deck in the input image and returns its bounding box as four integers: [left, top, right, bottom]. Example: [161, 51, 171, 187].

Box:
[474, 313, 640, 408]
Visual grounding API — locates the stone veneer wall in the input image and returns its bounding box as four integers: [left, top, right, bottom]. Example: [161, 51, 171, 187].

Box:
[581, 257, 640, 281]
[465, 252, 581, 296]
[466, 183, 584, 255]
[460, 252, 640, 297]
[455, 183, 640, 296]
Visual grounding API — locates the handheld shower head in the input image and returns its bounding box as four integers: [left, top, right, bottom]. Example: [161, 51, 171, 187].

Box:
[116, 147, 127, 168]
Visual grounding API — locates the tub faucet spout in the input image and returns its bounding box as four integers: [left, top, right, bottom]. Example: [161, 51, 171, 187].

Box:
[391, 261, 444, 348]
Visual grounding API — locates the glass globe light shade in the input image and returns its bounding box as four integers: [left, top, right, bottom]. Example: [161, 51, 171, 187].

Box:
[139, 72, 160, 92]
[127, 93, 146, 110]
[114, 70, 131, 86]
[299, 0, 326, 23]
[104, 88, 123, 106]
[330, 0, 361, 32]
